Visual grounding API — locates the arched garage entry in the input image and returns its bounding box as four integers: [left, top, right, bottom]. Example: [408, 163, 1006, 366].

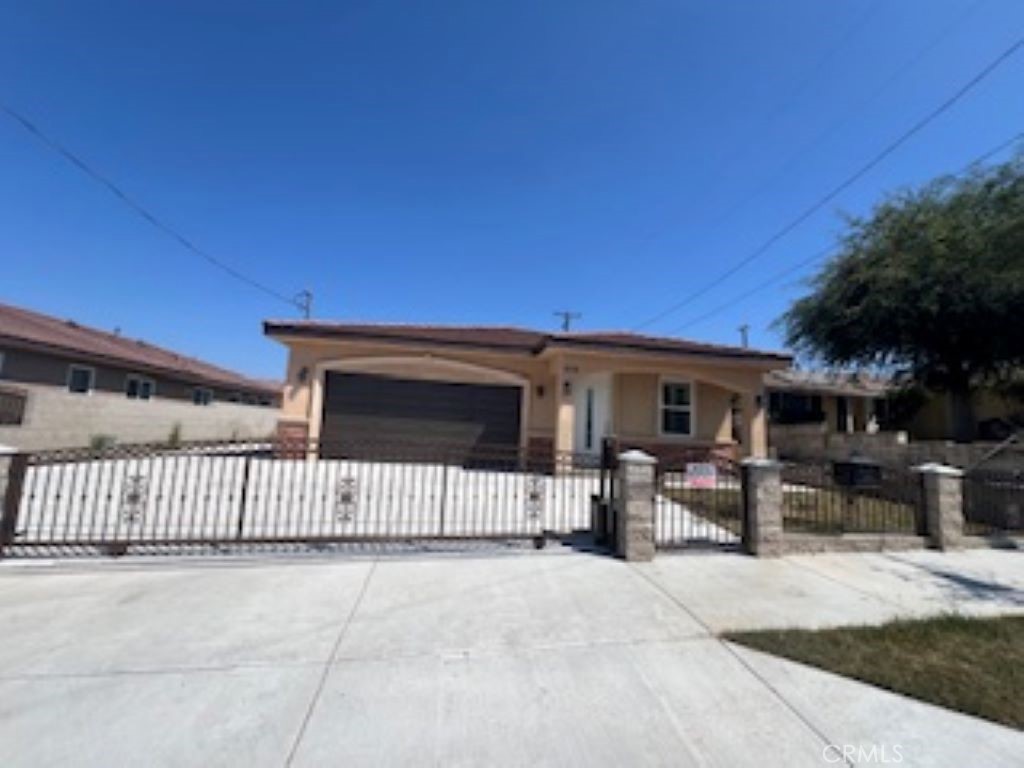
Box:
[315, 356, 528, 460]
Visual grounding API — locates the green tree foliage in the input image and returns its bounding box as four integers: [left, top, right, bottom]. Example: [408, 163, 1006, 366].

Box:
[780, 154, 1024, 440]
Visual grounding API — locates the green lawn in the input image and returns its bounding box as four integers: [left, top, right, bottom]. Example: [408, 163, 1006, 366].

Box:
[725, 615, 1024, 730]
[662, 485, 919, 536]
[781, 486, 919, 535]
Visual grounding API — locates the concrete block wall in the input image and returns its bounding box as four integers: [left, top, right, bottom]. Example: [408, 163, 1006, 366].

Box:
[0, 383, 279, 451]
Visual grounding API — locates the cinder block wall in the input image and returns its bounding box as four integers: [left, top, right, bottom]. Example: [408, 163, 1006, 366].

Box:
[0, 384, 279, 451]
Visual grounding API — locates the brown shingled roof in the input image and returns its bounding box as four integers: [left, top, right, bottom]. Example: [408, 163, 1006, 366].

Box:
[0, 302, 279, 396]
[263, 320, 791, 363]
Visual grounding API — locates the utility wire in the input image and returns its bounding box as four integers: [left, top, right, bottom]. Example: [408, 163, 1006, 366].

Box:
[707, 0, 990, 232]
[668, 129, 1024, 333]
[1, 104, 305, 312]
[632, 36, 1024, 332]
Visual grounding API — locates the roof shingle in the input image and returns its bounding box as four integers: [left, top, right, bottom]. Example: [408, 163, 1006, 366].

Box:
[0, 302, 279, 396]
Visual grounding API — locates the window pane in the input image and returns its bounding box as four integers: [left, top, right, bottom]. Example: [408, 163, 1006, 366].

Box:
[663, 382, 690, 407]
[126, 377, 139, 398]
[68, 367, 91, 394]
[140, 380, 153, 400]
[662, 409, 691, 435]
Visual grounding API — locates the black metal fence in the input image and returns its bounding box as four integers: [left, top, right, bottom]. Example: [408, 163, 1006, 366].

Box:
[0, 438, 605, 556]
[963, 468, 1024, 537]
[654, 457, 742, 550]
[780, 460, 923, 535]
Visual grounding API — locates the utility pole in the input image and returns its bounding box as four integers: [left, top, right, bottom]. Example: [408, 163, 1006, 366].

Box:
[553, 310, 581, 332]
[738, 323, 749, 348]
[295, 289, 313, 319]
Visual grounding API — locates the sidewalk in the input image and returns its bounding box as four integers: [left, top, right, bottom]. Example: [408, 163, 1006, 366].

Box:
[0, 547, 1021, 766]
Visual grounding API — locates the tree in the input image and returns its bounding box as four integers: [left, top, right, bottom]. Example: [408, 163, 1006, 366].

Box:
[779, 154, 1024, 441]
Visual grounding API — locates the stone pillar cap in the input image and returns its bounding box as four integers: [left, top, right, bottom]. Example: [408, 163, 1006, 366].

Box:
[617, 449, 657, 465]
[740, 457, 782, 468]
[913, 462, 964, 477]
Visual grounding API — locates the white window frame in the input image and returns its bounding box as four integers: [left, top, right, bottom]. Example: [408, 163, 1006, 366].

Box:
[125, 374, 156, 400]
[67, 364, 96, 395]
[658, 377, 695, 438]
[192, 387, 213, 406]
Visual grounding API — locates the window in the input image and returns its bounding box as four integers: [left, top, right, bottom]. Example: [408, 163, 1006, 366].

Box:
[192, 387, 213, 406]
[768, 392, 824, 424]
[67, 365, 95, 394]
[125, 374, 155, 400]
[0, 350, 5, 377]
[0, 386, 26, 425]
[660, 380, 693, 436]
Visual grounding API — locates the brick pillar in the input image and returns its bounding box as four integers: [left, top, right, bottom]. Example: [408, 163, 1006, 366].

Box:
[741, 458, 784, 557]
[275, 419, 310, 459]
[615, 449, 656, 562]
[915, 463, 965, 550]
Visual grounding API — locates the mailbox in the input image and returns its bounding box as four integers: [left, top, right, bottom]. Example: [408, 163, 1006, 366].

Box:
[832, 457, 882, 489]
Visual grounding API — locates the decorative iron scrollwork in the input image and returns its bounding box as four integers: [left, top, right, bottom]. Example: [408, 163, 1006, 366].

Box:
[335, 477, 357, 522]
[120, 474, 148, 524]
[526, 475, 545, 519]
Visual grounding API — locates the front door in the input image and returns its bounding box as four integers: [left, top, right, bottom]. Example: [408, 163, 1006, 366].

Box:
[574, 373, 612, 456]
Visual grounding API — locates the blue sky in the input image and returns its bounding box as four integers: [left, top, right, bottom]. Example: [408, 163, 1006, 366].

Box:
[2, 1, 1023, 379]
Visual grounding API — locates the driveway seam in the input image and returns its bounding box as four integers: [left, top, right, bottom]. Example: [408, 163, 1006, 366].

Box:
[283, 558, 378, 767]
[629, 564, 855, 768]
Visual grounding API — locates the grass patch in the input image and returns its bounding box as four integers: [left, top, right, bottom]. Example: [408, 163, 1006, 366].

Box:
[781, 487, 919, 535]
[725, 615, 1024, 730]
[662, 485, 919, 536]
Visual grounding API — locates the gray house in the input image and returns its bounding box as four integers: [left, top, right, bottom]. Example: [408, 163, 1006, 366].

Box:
[0, 301, 281, 450]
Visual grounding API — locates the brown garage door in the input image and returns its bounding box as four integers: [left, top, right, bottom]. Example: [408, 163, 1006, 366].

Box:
[320, 372, 522, 460]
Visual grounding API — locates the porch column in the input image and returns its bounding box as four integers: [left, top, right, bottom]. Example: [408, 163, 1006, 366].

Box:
[553, 366, 574, 456]
[739, 391, 767, 458]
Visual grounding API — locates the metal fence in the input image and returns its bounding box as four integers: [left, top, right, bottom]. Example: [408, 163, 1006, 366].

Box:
[780, 460, 923, 535]
[1, 438, 605, 556]
[963, 468, 1024, 537]
[654, 457, 742, 550]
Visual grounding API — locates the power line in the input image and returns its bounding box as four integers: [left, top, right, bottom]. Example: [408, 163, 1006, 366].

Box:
[1, 104, 306, 312]
[668, 129, 1024, 333]
[707, 0, 990, 232]
[632, 36, 1024, 332]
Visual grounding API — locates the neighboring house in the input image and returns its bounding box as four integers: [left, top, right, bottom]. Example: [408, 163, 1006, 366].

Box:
[765, 369, 891, 434]
[0, 302, 281, 450]
[764, 369, 897, 460]
[263, 321, 791, 462]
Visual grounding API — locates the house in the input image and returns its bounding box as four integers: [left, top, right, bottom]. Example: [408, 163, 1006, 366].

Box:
[263, 321, 791, 463]
[765, 369, 892, 433]
[764, 369, 896, 459]
[0, 301, 281, 450]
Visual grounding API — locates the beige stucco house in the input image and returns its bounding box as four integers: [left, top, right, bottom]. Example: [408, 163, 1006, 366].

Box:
[263, 321, 791, 462]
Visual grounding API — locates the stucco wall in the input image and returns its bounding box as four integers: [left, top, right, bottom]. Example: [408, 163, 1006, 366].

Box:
[281, 340, 557, 440]
[614, 374, 735, 444]
[0, 383, 280, 451]
[272, 337, 773, 455]
[1, 347, 276, 405]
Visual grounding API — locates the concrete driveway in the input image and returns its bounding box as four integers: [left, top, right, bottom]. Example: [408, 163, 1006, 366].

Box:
[0, 547, 1022, 767]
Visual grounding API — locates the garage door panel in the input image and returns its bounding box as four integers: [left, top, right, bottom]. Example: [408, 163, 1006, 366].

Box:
[321, 372, 522, 460]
